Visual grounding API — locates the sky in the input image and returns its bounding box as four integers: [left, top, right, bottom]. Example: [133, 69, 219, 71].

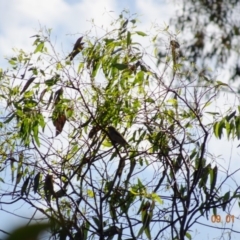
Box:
[0, 0, 177, 67]
[0, 0, 240, 239]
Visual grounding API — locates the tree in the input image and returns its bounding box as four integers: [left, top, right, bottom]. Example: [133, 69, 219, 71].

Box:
[0, 13, 240, 240]
[167, 0, 240, 91]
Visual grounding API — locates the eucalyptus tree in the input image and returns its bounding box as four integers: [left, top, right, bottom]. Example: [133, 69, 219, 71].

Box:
[1, 13, 240, 240]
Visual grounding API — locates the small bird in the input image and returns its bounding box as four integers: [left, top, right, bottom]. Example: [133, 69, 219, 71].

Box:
[67, 36, 84, 61]
[170, 40, 180, 49]
[107, 126, 129, 146]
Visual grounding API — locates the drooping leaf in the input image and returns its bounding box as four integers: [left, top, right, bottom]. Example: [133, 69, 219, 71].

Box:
[127, 31, 131, 47]
[235, 116, 240, 139]
[222, 191, 230, 211]
[46, 92, 53, 110]
[20, 77, 36, 95]
[52, 112, 67, 136]
[21, 176, 30, 196]
[92, 216, 100, 228]
[53, 87, 63, 105]
[13, 172, 23, 193]
[44, 174, 55, 202]
[4, 112, 16, 124]
[12, 153, 24, 192]
[210, 166, 218, 195]
[8, 157, 17, 183]
[213, 120, 225, 139]
[122, 19, 128, 29]
[33, 172, 41, 194]
[226, 110, 236, 121]
[39, 88, 48, 102]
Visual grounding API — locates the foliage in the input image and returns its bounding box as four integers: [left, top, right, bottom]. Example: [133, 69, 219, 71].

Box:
[166, 0, 240, 91]
[5, 222, 51, 240]
[0, 13, 240, 240]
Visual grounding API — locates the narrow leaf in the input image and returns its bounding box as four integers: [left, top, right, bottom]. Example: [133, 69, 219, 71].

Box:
[112, 63, 128, 70]
[33, 172, 41, 193]
[34, 42, 44, 53]
[135, 31, 148, 36]
[20, 77, 36, 95]
[127, 31, 131, 47]
[21, 176, 30, 196]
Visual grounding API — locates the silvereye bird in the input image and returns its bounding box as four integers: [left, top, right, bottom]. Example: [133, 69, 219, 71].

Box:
[107, 126, 129, 146]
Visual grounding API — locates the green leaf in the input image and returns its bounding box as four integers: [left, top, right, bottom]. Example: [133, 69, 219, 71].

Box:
[222, 191, 230, 211]
[209, 166, 218, 195]
[226, 110, 236, 121]
[34, 42, 44, 53]
[83, 221, 89, 240]
[9, 58, 17, 65]
[104, 38, 115, 44]
[6, 222, 51, 240]
[151, 193, 163, 204]
[33, 172, 41, 193]
[33, 123, 40, 147]
[130, 19, 136, 24]
[21, 176, 30, 196]
[144, 226, 151, 240]
[45, 76, 60, 87]
[167, 98, 178, 108]
[213, 120, 225, 139]
[92, 216, 100, 228]
[92, 60, 101, 77]
[205, 111, 219, 116]
[122, 19, 128, 28]
[112, 63, 128, 70]
[56, 62, 62, 70]
[225, 120, 233, 139]
[189, 149, 197, 160]
[215, 81, 229, 87]
[4, 113, 16, 124]
[213, 207, 217, 216]
[87, 189, 94, 198]
[40, 69, 45, 76]
[185, 232, 192, 240]
[135, 31, 148, 36]
[235, 116, 240, 139]
[127, 31, 131, 47]
[77, 62, 84, 74]
[134, 71, 144, 84]
[137, 225, 145, 238]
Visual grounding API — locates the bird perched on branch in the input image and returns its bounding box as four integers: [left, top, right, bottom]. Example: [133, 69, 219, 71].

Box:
[107, 126, 129, 147]
[66, 36, 84, 61]
[170, 40, 180, 49]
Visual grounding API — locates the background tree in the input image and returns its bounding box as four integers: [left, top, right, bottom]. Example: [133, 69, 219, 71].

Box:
[166, 0, 240, 91]
[0, 13, 240, 240]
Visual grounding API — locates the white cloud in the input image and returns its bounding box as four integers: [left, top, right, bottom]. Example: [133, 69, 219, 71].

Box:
[0, 0, 117, 64]
[135, 0, 178, 27]
[0, 0, 182, 64]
